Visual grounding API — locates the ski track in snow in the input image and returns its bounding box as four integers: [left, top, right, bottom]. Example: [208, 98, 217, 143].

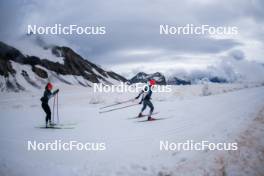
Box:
[0, 84, 264, 176]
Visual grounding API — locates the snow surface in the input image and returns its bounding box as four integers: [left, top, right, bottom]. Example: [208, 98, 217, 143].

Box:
[0, 84, 264, 176]
[10, 38, 65, 64]
[0, 62, 125, 92]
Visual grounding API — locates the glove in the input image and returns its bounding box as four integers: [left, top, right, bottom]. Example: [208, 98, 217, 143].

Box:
[54, 89, 59, 95]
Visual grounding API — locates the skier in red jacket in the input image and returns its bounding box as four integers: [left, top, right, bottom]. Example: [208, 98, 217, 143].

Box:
[40, 82, 59, 127]
[135, 79, 156, 121]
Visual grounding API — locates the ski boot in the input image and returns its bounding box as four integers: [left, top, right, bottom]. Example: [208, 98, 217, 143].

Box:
[49, 121, 56, 127]
[138, 113, 144, 118]
[147, 116, 155, 121]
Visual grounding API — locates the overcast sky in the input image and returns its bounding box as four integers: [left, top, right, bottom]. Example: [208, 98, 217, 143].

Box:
[0, 0, 264, 78]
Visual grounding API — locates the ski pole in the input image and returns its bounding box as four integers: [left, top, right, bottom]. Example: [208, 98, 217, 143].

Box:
[99, 98, 135, 109]
[56, 93, 59, 124]
[52, 94, 55, 123]
[99, 103, 139, 114]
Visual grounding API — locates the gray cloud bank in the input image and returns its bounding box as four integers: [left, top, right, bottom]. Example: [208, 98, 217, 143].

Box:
[0, 0, 264, 81]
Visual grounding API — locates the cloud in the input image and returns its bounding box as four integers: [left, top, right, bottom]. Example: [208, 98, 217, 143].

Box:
[229, 50, 245, 61]
[0, 0, 263, 80]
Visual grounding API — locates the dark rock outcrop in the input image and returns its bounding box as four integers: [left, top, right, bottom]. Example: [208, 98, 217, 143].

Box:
[209, 77, 227, 83]
[129, 72, 166, 85]
[167, 77, 191, 85]
[32, 66, 48, 79]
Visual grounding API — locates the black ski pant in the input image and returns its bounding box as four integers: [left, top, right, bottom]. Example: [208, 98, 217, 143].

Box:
[42, 103, 51, 123]
[141, 99, 154, 116]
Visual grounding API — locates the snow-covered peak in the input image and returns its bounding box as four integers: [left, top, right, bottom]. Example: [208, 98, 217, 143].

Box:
[0, 41, 127, 92]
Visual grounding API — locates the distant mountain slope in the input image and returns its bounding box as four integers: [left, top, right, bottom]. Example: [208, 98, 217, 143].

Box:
[0, 41, 127, 92]
[167, 76, 227, 85]
[128, 71, 229, 85]
[167, 77, 191, 85]
[129, 72, 166, 85]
